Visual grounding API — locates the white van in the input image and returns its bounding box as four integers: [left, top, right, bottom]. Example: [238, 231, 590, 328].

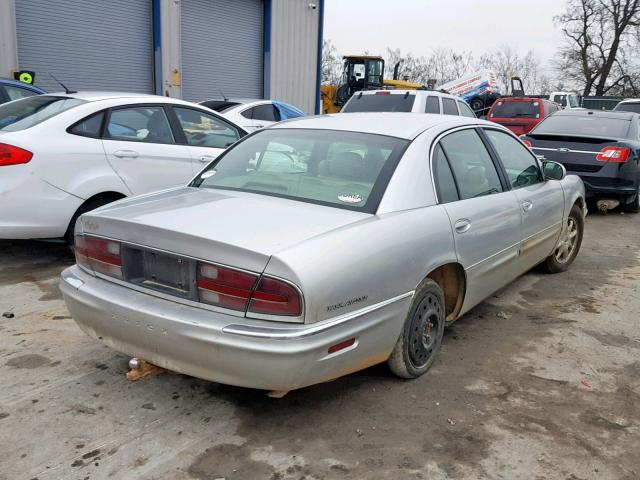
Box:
[341, 90, 477, 117]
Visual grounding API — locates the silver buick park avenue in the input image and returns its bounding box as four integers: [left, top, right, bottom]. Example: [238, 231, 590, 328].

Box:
[60, 113, 586, 393]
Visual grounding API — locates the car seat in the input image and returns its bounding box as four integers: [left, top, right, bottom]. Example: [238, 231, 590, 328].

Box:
[146, 110, 174, 143]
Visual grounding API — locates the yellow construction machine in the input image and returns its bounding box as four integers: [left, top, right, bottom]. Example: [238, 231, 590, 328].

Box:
[321, 55, 423, 113]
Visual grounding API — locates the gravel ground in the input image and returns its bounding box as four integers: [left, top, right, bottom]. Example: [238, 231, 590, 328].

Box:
[0, 212, 638, 480]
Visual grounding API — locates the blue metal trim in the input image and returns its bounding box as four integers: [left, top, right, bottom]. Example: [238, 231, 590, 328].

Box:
[314, 0, 324, 114]
[152, 0, 163, 95]
[263, 0, 272, 99]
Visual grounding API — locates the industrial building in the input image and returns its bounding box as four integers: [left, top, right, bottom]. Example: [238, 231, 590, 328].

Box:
[0, 0, 324, 113]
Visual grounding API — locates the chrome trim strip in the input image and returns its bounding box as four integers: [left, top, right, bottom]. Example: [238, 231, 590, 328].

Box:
[532, 147, 599, 155]
[465, 241, 520, 271]
[521, 222, 562, 253]
[222, 291, 415, 340]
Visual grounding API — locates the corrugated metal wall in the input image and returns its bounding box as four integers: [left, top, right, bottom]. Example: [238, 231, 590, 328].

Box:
[180, 0, 263, 102]
[14, 0, 153, 93]
[269, 0, 320, 114]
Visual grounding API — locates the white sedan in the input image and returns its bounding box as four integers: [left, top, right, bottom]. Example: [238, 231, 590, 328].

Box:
[0, 92, 246, 242]
[199, 98, 306, 131]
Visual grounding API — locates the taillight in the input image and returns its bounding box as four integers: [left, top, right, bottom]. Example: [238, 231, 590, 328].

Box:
[75, 234, 122, 279]
[197, 262, 258, 311]
[0, 143, 33, 166]
[597, 146, 629, 162]
[522, 140, 532, 148]
[197, 261, 302, 317]
[248, 277, 302, 317]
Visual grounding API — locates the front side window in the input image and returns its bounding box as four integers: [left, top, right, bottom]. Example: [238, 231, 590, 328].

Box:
[484, 129, 542, 188]
[439, 129, 503, 199]
[107, 106, 175, 144]
[191, 129, 409, 213]
[442, 98, 459, 116]
[425, 96, 440, 114]
[0, 95, 85, 131]
[241, 104, 278, 122]
[174, 107, 240, 148]
[433, 144, 459, 203]
[4, 85, 39, 101]
[458, 102, 476, 118]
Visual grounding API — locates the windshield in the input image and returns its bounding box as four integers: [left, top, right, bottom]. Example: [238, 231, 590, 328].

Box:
[491, 100, 540, 119]
[342, 93, 415, 113]
[191, 129, 409, 213]
[532, 114, 631, 138]
[615, 102, 640, 114]
[0, 96, 85, 131]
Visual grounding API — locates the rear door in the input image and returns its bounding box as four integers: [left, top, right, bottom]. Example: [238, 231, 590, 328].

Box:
[169, 106, 243, 171]
[482, 128, 564, 271]
[101, 105, 192, 195]
[433, 128, 522, 311]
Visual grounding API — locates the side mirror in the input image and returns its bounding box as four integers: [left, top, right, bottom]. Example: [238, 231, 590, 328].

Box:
[543, 160, 566, 181]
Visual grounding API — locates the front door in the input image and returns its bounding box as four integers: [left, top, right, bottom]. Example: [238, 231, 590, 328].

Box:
[432, 128, 522, 313]
[482, 128, 564, 272]
[102, 105, 193, 195]
[169, 106, 243, 174]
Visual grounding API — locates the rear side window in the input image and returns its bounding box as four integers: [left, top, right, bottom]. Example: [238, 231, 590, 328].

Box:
[241, 104, 278, 122]
[442, 98, 459, 116]
[491, 100, 540, 119]
[425, 96, 440, 114]
[0, 95, 84, 131]
[342, 93, 415, 113]
[433, 144, 459, 203]
[69, 111, 105, 138]
[533, 115, 631, 138]
[439, 129, 503, 199]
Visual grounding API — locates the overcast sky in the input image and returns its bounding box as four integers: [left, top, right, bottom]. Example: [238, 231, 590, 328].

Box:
[324, 0, 567, 73]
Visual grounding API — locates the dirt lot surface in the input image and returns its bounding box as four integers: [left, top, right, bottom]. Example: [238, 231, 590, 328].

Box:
[1, 213, 639, 480]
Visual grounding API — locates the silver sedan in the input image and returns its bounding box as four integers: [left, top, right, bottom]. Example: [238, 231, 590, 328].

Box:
[60, 113, 586, 393]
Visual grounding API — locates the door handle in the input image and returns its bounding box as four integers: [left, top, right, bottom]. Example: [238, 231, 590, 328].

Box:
[522, 200, 533, 212]
[454, 219, 471, 234]
[199, 155, 217, 163]
[113, 150, 139, 158]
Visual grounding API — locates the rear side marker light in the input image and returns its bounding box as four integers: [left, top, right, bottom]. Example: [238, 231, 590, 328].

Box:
[0, 143, 33, 166]
[75, 235, 122, 279]
[597, 147, 629, 163]
[328, 338, 356, 354]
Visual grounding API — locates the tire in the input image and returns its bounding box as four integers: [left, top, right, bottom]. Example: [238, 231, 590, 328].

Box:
[64, 196, 122, 245]
[542, 204, 584, 273]
[388, 278, 446, 379]
[470, 98, 484, 113]
[622, 187, 640, 213]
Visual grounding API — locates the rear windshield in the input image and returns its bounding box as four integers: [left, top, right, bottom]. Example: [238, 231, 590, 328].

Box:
[0, 95, 85, 131]
[532, 114, 631, 138]
[491, 100, 540, 119]
[614, 103, 640, 114]
[200, 100, 241, 112]
[342, 93, 415, 113]
[191, 129, 409, 213]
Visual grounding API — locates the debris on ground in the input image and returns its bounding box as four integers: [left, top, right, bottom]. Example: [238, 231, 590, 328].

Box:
[580, 380, 592, 388]
[2, 312, 15, 319]
[496, 311, 510, 319]
[447, 418, 456, 426]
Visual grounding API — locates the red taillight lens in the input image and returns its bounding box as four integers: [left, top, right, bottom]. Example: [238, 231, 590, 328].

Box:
[597, 146, 629, 162]
[0, 143, 33, 166]
[522, 140, 532, 148]
[248, 277, 302, 317]
[197, 262, 258, 311]
[375, 91, 391, 95]
[75, 234, 122, 279]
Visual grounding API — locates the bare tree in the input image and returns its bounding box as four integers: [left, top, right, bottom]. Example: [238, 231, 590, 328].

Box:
[555, 0, 640, 95]
[321, 39, 342, 85]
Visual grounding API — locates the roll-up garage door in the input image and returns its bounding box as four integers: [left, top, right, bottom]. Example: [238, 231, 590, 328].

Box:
[15, 0, 153, 94]
[181, 0, 263, 102]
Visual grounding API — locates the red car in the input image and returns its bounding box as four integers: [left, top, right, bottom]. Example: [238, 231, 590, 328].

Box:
[487, 97, 560, 135]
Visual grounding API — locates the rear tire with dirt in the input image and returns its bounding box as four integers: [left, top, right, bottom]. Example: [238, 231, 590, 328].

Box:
[541, 204, 584, 273]
[388, 278, 446, 379]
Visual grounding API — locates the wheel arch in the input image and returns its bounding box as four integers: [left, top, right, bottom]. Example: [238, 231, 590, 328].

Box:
[65, 191, 127, 238]
[423, 262, 466, 323]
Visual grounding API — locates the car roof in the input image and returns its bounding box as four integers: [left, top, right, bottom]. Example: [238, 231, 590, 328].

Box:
[270, 112, 489, 140]
[33, 91, 216, 107]
[356, 89, 459, 100]
[200, 98, 266, 105]
[495, 96, 546, 102]
[554, 109, 638, 121]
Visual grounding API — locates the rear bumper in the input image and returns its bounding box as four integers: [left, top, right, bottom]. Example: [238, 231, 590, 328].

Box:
[60, 266, 412, 391]
[565, 162, 639, 199]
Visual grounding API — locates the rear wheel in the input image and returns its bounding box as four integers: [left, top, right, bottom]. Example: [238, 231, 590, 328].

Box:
[542, 204, 584, 273]
[64, 195, 124, 245]
[470, 98, 484, 113]
[388, 278, 446, 379]
[622, 187, 640, 213]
